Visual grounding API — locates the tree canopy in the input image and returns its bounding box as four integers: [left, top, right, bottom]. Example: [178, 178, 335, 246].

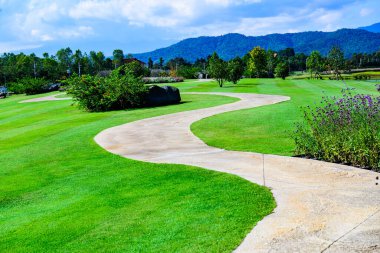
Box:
[208, 52, 227, 87]
[248, 46, 267, 78]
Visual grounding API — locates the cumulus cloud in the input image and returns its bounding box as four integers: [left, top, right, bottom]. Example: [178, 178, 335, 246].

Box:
[360, 8, 372, 17]
[181, 14, 298, 37]
[68, 0, 262, 27]
[83, 0, 194, 27]
[205, 0, 261, 6]
[6, 0, 94, 42]
[180, 7, 345, 38]
[1, 0, 379, 53]
[0, 42, 42, 52]
[178, 1, 379, 38]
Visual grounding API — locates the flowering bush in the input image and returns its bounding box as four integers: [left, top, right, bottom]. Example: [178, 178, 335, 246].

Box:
[293, 88, 380, 171]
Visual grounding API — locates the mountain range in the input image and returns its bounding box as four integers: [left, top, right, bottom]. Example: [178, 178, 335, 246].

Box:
[134, 25, 380, 63]
[359, 22, 380, 33]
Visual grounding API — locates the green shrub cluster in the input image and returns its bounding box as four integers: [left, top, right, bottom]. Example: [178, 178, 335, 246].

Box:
[6, 81, 26, 94]
[293, 88, 380, 171]
[66, 72, 148, 112]
[7, 78, 50, 95]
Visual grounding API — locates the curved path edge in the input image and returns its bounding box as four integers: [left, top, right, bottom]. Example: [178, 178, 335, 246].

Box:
[95, 92, 380, 253]
[20, 93, 71, 103]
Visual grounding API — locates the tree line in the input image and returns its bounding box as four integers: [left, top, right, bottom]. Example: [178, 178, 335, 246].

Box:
[0, 48, 134, 85]
[206, 46, 370, 86]
[1, 46, 380, 87]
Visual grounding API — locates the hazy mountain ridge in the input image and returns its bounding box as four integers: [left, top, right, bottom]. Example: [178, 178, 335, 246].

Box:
[134, 28, 380, 63]
[359, 22, 380, 33]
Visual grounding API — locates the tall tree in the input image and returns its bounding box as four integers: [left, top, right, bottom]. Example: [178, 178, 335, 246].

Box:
[278, 48, 295, 58]
[81, 53, 92, 75]
[90, 51, 106, 73]
[275, 61, 289, 80]
[248, 46, 267, 78]
[166, 57, 190, 70]
[294, 53, 307, 71]
[41, 53, 60, 81]
[73, 49, 83, 76]
[16, 53, 33, 78]
[113, 49, 124, 69]
[56, 47, 73, 75]
[208, 52, 227, 87]
[306, 50, 323, 79]
[226, 57, 244, 84]
[266, 50, 278, 77]
[29, 53, 40, 78]
[0, 53, 18, 84]
[328, 46, 345, 80]
[159, 57, 164, 69]
[148, 57, 153, 69]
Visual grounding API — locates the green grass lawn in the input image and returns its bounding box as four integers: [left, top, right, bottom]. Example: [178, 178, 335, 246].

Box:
[0, 93, 275, 252]
[176, 79, 378, 156]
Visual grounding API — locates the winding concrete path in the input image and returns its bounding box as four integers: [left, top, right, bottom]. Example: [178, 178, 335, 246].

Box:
[95, 92, 380, 252]
[20, 93, 71, 103]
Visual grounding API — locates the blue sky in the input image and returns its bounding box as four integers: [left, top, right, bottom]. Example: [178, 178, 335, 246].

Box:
[0, 0, 379, 56]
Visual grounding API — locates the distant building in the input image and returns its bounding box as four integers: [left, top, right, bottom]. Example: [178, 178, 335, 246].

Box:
[123, 58, 146, 67]
[197, 72, 209, 79]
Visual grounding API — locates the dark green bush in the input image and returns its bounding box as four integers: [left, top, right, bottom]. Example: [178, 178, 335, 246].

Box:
[7, 78, 50, 95]
[7, 81, 26, 94]
[66, 73, 148, 112]
[293, 89, 380, 171]
[24, 78, 51, 95]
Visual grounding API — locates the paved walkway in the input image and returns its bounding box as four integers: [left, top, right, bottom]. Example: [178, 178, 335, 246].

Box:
[95, 92, 380, 253]
[20, 93, 71, 103]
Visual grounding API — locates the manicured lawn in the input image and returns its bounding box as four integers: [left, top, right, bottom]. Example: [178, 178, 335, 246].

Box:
[177, 79, 378, 156]
[54, 92, 72, 98]
[0, 93, 275, 252]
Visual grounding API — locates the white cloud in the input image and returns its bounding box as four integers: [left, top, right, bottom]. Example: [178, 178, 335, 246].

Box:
[7, 0, 94, 42]
[181, 14, 298, 37]
[179, 5, 358, 38]
[68, 0, 262, 27]
[0, 42, 42, 53]
[1, 0, 379, 54]
[57, 26, 94, 38]
[309, 8, 343, 31]
[68, 1, 194, 27]
[205, 0, 261, 6]
[360, 8, 372, 17]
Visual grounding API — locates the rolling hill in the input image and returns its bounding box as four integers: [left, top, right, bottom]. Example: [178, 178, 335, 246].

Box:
[134, 28, 380, 63]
